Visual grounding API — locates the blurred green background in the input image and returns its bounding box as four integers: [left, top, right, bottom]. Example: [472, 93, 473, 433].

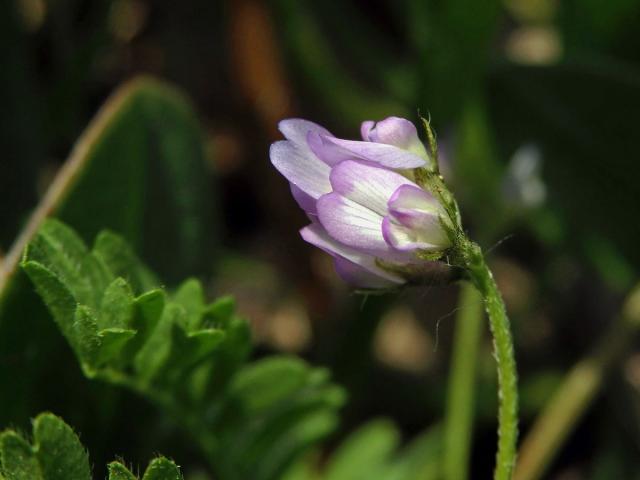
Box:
[1, 0, 640, 478]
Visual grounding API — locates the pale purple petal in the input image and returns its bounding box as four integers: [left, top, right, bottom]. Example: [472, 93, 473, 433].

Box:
[300, 224, 404, 285]
[394, 210, 448, 246]
[361, 117, 430, 159]
[385, 185, 451, 249]
[290, 184, 317, 215]
[382, 216, 443, 252]
[270, 140, 331, 199]
[388, 184, 443, 223]
[307, 131, 358, 166]
[360, 120, 375, 141]
[367, 117, 419, 148]
[329, 160, 415, 216]
[321, 135, 427, 169]
[317, 192, 388, 251]
[333, 257, 399, 288]
[278, 119, 332, 149]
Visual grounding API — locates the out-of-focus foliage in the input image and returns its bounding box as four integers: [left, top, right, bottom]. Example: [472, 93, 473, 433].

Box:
[490, 64, 640, 284]
[284, 420, 442, 480]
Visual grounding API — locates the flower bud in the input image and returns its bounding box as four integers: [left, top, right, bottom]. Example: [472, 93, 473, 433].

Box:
[270, 117, 452, 288]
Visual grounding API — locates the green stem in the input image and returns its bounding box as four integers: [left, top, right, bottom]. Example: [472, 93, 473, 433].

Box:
[443, 282, 484, 480]
[464, 242, 518, 480]
[443, 283, 482, 480]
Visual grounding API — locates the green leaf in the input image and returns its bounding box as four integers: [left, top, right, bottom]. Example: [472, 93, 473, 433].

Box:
[202, 296, 236, 328]
[0, 432, 40, 480]
[96, 328, 137, 366]
[108, 462, 137, 480]
[1, 413, 182, 480]
[282, 424, 443, 480]
[214, 358, 346, 480]
[18, 221, 344, 480]
[48, 77, 213, 281]
[384, 426, 442, 480]
[19, 261, 77, 344]
[32, 413, 91, 480]
[121, 290, 165, 362]
[133, 303, 186, 383]
[24, 219, 111, 310]
[99, 278, 135, 330]
[172, 278, 205, 330]
[193, 314, 252, 402]
[93, 232, 158, 295]
[251, 409, 340, 480]
[229, 357, 313, 413]
[324, 420, 400, 480]
[72, 305, 101, 369]
[141, 457, 183, 480]
[158, 327, 225, 385]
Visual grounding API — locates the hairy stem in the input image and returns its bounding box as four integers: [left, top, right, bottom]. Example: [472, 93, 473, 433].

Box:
[443, 282, 484, 480]
[464, 242, 518, 480]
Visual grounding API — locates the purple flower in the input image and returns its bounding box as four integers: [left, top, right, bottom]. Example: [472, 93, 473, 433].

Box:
[270, 116, 452, 288]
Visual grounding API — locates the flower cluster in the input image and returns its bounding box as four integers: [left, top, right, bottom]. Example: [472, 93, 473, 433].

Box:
[270, 116, 452, 288]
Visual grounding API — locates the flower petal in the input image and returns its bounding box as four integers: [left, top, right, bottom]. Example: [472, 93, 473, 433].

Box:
[270, 140, 331, 199]
[290, 184, 317, 215]
[382, 216, 443, 252]
[333, 257, 400, 288]
[360, 120, 375, 141]
[300, 223, 403, 285]
[366, 117, 430, 159]
[366, 117, 415, 146]
[320, 135, 427, 169]
[278, 119, 332, 149]
[388, 184, 443, 221]
[317, 192, 388, 251]
[307, 131, 357, 166]
[329, 160, 415, 216]
[387, 185, 451, 248]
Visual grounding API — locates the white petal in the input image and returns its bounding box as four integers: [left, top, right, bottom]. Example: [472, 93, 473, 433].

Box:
[382, 216, 443, 252]
[333, 257, 400, 288]
[300, 224, 403, 285]
[367, 116, 429, 158]
[360, 120, 375, 141]
[322, 135, 427, 169]
[270, 140, 331, 199]
[329, 160, 415, 216]
[317, 192, 388, 251]
[278, 118, 332, 149]
[387, 184, 442, 216]
[290, 184, 317, 215]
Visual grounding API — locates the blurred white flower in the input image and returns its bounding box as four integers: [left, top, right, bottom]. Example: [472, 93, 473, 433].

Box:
[502, 143, 547, 209]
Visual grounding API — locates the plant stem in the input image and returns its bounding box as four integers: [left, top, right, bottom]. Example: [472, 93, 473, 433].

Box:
[464, 242, 518, 480]
[443, 282, 484, 480]
[514, 284, 640, 480]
